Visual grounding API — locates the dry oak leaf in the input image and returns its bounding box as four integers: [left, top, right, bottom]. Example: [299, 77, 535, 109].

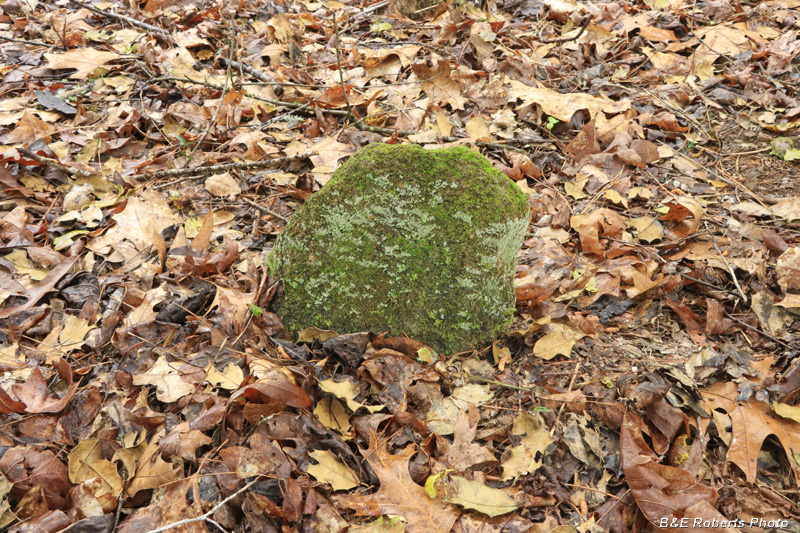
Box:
[6, 111, 55, 144]
[771, 197, 800, 222]
[126, 438, 180, 498]
[533, 323, 585, 360]
[621, 414, 739, 533]
[11, 359, 78, 414]
[67, 439, 122, 512]
[45, 49, 121, 80]
[411, 62, 467, 110]
[131, 356, 195, 403]
[701, 381, 800, 484]
[0, 447, 70, 509]
[335, 435, 460, 532]
[307, 449, 359, 491]
[118, 479, 206, 533]
[776, 247, 800, 292]
[500, 412, 554, 480]
[509, 81, 613, 129]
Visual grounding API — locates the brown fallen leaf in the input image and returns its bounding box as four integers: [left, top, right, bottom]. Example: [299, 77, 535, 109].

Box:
[0, 246, 81, 319]
[701, 381, 800, 484]
[776, 247, 800, 292]
[45, 49, 121, 79]
[335, 434, 460, 532]
[564, 119, 601, 162]
[307, 449, 359, 491]
[621, 414, 738, 533]
[444, 408, 497, 471]
[118, 479, 207, 533]
[126, 438, 181, 498]
[0, 447, 71, 509]
[11, 359, 79, 414]
[500, 412, 554, 480]
[68, 438, 123, 507]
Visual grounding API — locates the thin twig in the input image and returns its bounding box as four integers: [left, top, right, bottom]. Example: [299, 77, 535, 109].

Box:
[18, 148, 94, 178]
[144, 479, 258, 533]
[550, 360, 581, 437]
[158, 76, 352, 117]
[217, 57, 281, 94]
[217, 102, 314, 146]
[214, 70, 447, 90]
[0, 36, 59, 47]
[681, 273, 740, 296]
[112, 405, 129, 532]
[333, 13, 354, 121]
[723, 311, 793, 350]
[242, 197, 289, 222]
[539, 16, 591, 44]
[704, 222, 747, 304]
[190, 32, 234, 159]
[467, 373, 532, 392]
[67, 0, 172, 41]
[338, 0, 389, 34]
[137, 151, 316, 181]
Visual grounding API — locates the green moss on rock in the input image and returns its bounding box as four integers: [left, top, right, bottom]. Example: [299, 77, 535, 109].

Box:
[267, 143, 530, 353]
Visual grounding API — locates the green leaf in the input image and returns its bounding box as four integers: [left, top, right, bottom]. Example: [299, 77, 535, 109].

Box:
[248, 304, 263, 317]
[370, 21, 393, 32]
[424, 470, 450, 498]
[173, 133, 194, 147]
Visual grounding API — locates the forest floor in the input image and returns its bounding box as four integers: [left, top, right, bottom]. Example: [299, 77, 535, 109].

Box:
[1, 0, 800, 532]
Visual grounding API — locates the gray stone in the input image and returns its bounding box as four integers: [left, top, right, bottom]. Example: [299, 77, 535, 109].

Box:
[267, 143, 530, 353]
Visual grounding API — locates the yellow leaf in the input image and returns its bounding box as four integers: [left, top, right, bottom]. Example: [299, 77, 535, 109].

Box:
[628, 216, 664, 243]
[297, 326, 339, 342]
[627, 186, 652, 200]
[59, 315, 96, 346]
[132, 356, 195, 402]
[319, 378, 384, 413]
[500, 413, 554, 480]
[45, 49, 120, 80]
[533, 324, 584, 360]
[68, 439, 123, 499]
[772, 402, 800, 423]
[565, 180, 588, 200]
[604, 189, 628, 208]
[465, 115, 491, 141]
[315, 397, 351, 436]
[307, 449, 358, 491]
[5, 249, 48, 280]
[443, 475, 519, 517]
[206, 362, 244, 390]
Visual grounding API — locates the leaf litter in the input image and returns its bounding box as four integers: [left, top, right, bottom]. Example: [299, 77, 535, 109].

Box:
[1, 0, 800, 531]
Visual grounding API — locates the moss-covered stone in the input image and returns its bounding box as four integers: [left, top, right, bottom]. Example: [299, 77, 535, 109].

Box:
[267, 143, 530, 353]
